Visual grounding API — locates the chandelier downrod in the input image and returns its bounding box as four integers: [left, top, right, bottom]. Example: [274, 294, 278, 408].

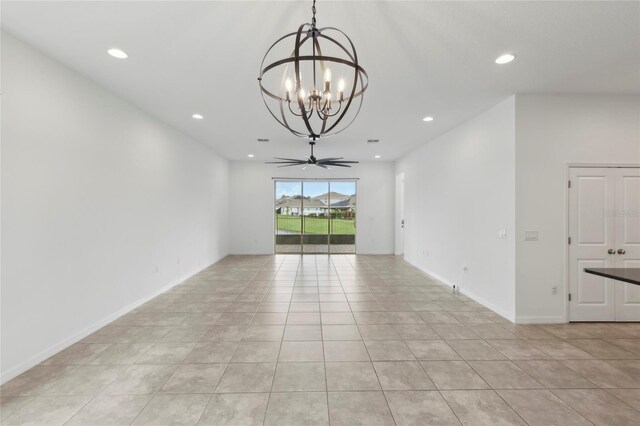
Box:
[312, 0, 317, 29]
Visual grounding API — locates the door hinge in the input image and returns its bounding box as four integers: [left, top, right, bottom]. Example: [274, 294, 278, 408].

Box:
[568, 180, 571, 188]
[568, 236, 571, 245]
[568, 293, 572, 301]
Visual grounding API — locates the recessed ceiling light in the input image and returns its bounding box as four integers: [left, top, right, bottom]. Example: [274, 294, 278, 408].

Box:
[257, 138, 270, 143]
[248, 154, 255, 158]
[374, 155, 381, 159]
[367, 139, 380, 144]
[495, 53, 515, 64]
[107, 48, 128, 59]
[422, 116, 434, 122]
[192, 113, 204, 120]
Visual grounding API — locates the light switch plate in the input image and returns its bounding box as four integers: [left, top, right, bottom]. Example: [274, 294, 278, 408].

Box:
[524, 231, 539, 241]
[498, 229, 507, 239]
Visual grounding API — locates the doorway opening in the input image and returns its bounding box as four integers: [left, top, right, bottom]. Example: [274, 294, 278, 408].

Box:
[274, 179, 357, 254]
[395, 172, 405, 256]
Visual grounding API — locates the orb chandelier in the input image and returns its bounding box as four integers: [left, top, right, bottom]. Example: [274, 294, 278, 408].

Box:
[258, 0, 368, 140]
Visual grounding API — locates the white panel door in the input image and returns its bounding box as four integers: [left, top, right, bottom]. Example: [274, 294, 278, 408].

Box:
[569, 168, 616, 321]
[614, 168, 640, 321]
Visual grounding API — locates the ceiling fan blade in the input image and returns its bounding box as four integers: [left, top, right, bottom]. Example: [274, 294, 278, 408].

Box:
[265, 160, 306, 164]
[316, 157, 343, 162]
[272, 157, 306, 162]
[268, 143, 356, 169]
[323, 163, 352, 168]
[266, 163, 303, 165]
[324, 160, 359, 164]
[277, 163, 304, 168]
[323, 160, 359, 165]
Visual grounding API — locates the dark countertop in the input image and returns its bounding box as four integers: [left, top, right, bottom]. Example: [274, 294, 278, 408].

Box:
[584, 268, 640, 286]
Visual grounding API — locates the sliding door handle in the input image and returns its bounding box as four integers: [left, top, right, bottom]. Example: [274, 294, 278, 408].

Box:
[608, 249, 615, 255]
[617, 249, 626, 255]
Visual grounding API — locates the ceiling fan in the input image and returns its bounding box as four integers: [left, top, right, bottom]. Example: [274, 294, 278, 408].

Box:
[266, 142, 359, 169]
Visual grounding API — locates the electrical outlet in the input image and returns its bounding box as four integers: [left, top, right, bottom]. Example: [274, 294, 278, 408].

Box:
[552, 286, 557, 295]
[155, 266, 159, 273]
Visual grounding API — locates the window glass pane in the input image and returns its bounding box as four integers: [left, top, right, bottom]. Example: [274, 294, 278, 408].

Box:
[275, 181, 302, 253]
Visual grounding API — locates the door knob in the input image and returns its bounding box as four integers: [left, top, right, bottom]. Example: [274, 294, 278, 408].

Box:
[608, 249, 615, 254]
[617, 249, 626, 255]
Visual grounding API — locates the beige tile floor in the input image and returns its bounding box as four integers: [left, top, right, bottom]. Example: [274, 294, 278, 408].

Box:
[1, 254, 640, 425]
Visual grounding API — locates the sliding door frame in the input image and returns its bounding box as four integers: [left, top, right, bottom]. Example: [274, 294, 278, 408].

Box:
[273, 177, 358, 255]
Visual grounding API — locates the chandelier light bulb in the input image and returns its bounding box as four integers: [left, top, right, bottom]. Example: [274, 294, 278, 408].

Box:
[324, 68, 332, 83]
[324, 68, 332, 92]
[285, 78, 293, 92]
[338, 79, 345, 91]
[299, 88, 306, 100]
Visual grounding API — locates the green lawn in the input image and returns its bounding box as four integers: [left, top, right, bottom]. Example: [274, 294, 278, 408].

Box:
[276, 215, 355, 235]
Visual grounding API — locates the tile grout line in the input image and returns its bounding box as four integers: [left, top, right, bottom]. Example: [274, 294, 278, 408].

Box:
[194, 262, 269, 425]
[354, 255, 398, 425]
[261, 254, 295, 425]
[321, 255, 332, 426]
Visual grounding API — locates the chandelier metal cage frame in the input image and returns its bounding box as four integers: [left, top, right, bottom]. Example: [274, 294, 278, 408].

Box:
[258, 0, 368, 140]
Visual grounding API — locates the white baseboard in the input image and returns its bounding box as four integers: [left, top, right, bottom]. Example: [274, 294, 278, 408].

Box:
[404, 261, 516, 323]
[404, 261, 568, 325]
[0, 258, 223, 385]
[355, 251, 395, 255]
[515, 315, 567, 324]
[456, 286, 515, 323]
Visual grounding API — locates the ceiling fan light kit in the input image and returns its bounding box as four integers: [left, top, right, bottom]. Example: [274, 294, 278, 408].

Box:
[259, 0, 366, 168]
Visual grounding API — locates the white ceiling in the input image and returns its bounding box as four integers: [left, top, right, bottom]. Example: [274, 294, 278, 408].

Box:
[3, 1, 639, 161]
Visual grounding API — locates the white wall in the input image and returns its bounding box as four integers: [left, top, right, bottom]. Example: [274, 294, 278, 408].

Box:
[395, 94, 639, 324]
[1, 33, 229, 382]
[396, 97, 516, 321]
[514, 94, 640, 323]
[229, 161, 395, 255]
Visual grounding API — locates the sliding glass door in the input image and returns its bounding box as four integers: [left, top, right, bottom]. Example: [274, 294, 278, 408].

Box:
[274, 179, 356, 254]
[274, 181, 302, 253]
[302, 181, 329, 253]
[328, 180, 356, 253]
